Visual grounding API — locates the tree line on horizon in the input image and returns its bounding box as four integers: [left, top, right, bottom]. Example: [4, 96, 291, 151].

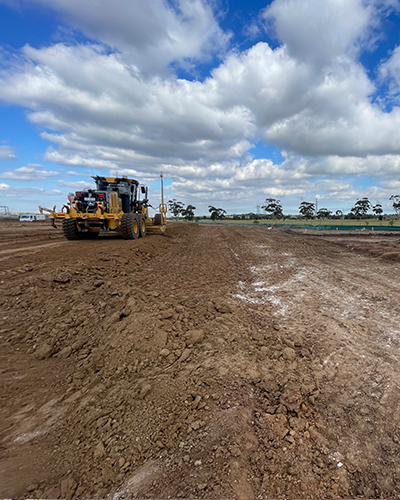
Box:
[168, 195, 400, 221]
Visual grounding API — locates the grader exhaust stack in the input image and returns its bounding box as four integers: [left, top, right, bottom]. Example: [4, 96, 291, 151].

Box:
[40, 173, 167, 240]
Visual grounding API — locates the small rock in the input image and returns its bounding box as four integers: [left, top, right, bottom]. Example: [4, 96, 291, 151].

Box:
[110, 311, 122, 322]
[91, 348, 104, 371]
[213, 299, 232, 314]
[177, 348, 191, 363]
[160, 348, 170, 357]
[293, 334, 304, 347]
[94, 441, 105, 459]
[185, 329, 204, 345]
[192, 395, 202, 409]
[252, 331, 264, 341]
[72, 340, 85, 351]
[58, 346, 72, 359]
[301, 348, 311, 357]
[73, 370, 86, 380]
[159, 309, 174, 320]
[35, 343, 55, 360]
[118, 457, 126, 468]
[283, 338, 295, 349]
[198, 483, 207, 490]
[139, 383, 152, 399]
[282, 347, 296, 361]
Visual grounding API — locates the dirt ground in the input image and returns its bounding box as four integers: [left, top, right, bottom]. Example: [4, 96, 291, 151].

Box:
[1, 221, 400, 499]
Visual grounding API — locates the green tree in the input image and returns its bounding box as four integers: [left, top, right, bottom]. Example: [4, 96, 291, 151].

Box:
[261, 198, 283, 218]
[208, 206, 227, 220]
[390, 195, 400, 218]
[299, 201, 315, 219]
[316, 208, 332, 219]
[167, 199, 185, 217]
[350, 197, 371, 218]
[181, 204, 196, 221]
[372, 203, 383, 217]
[335, 209, 344, 219]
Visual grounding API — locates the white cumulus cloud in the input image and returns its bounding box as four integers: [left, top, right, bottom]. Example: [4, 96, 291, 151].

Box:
[0, 145, 17, 160]
[0, 0, 231, 74]
[0, 164, 59, 181]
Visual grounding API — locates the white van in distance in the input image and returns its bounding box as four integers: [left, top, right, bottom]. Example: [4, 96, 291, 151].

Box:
[19, 214, 46, 222]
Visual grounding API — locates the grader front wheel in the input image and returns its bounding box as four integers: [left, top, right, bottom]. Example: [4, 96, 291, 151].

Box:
[121, 213, 139, 239]
[153, 213, 162, 226]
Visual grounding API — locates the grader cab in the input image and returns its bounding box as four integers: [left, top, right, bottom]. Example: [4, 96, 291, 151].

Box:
[39, 175, 167, 240]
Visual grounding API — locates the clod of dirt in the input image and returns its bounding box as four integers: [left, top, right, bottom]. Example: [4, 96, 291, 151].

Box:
[139, 383, 152, 398]
[57, 346, 72, 359]
[184, 329, 204, 345]
[94, 441, 106, 459]
[282, 347, 296, 360]
[212, 299, 232, 314]
[177, 348, 191, 363]
[35, 343, 56, 360]
[263, 414, 289, 441]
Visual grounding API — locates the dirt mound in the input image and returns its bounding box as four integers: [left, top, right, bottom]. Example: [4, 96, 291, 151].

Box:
[1, 222, 400, 498]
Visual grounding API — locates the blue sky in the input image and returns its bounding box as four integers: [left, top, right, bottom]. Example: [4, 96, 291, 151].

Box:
[1, 0, 400, 215]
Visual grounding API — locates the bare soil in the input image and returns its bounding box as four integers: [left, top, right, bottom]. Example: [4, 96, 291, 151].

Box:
[1, 221, 400, 499]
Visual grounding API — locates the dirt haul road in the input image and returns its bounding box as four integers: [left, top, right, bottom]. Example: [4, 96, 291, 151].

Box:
[1, 221, 400, 499]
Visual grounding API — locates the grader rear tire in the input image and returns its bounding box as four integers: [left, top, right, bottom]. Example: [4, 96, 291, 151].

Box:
[62, 219, 82, 240]
[121, 213, 139, 239]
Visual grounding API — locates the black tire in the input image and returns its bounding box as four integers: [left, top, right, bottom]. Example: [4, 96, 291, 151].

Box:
[62, 218, 82, 240]
[139, 216, 147, 238]
[154, 213, 162, 226]
[121, 213, 139, 239]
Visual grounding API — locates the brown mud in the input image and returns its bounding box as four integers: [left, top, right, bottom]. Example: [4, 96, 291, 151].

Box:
[1, 221, 400, 498]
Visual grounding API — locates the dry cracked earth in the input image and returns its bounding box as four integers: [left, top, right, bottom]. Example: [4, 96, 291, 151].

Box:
[1, 220, 400, 498]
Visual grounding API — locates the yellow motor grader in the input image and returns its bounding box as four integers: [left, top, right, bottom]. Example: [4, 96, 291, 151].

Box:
[39, 174, 167, 240]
